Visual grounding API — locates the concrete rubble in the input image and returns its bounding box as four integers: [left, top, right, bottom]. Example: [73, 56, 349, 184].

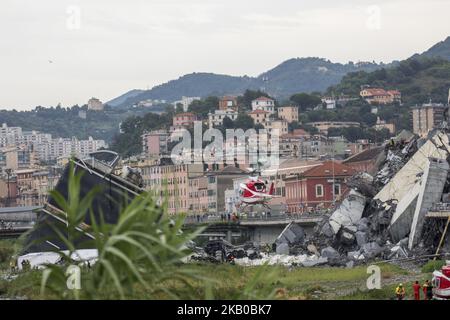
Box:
[299, 130, 450, 267]
[189, 130, 450, 268]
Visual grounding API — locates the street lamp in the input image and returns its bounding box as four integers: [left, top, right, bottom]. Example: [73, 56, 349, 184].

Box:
[289, 172, 301, 216]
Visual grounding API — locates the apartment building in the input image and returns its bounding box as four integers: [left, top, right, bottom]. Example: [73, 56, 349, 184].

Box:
[141, 160, 204, 215]
[251, 97, 275, 114]
[277, 106, 298, 123]
[411, 102, 447, 136]
[208, 109, 239, 128]
[142, 130, 170, 157]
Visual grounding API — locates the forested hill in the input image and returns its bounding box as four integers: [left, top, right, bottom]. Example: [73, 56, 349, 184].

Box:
[108, 58, 384, 107]
[327, 57, 450, 105]
[0, 106, 151, 143]
[412, 36, 450, 61]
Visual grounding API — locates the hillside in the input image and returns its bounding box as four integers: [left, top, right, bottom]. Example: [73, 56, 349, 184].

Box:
[0, 106, 151, 143]
[413, 36, 450, 61]
[258, 58, 383, 97]
[109, 58, 384, 107]
[107, 89, 145, 107]
[327, 57, 450, 105]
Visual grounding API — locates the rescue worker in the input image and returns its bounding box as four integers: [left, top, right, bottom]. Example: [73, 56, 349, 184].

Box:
[423, 280, 430, 300]
[9, 258, 17, 273]
[425, 280, 434, 300]
[412, 281, 421, 300]
[395, 283, 406, 300]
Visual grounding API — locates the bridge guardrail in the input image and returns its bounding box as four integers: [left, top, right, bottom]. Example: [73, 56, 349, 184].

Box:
[183, 212, 325, 225]
[430, 202, 450, 212]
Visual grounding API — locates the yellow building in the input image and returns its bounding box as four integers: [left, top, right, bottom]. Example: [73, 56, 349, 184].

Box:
[249, 110, 270, 125]
[360, 88, 401, 105]
[277, 106, 299, 123]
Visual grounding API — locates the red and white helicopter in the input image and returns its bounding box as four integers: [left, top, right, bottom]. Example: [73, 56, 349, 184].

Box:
[237, 167, 280, 210]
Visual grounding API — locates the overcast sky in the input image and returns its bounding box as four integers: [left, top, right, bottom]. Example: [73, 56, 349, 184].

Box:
[1, 0, 449, 110]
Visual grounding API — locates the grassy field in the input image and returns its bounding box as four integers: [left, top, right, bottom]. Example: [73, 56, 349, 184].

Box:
[0, 236, 439, 300]
[0, 260, 434, 300]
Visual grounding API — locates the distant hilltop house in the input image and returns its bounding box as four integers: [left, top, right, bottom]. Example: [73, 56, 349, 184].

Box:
[251, 96, 275, 114]
[87, 97, 104, 111]
[219, 96, 238, 111]
[137, 99, 153, 108]
[321, 95, 357, 109]
[360, 87, 401, 105]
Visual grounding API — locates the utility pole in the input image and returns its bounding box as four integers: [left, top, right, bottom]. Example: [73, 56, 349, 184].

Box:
[5, 168, 12, 207]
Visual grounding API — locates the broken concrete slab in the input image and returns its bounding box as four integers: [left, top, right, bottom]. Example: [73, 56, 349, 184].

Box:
[408, 157, 449, 249]
[301, 256, 328, 267]
[356, 218, 369, 232]
[320, 222, 334, 238]
[347, 250, 361, 261]
[276, 222, 305, 245]
[329, 190, 366, 234]
[276, 242, 290, 255]
[389, 181, 421, 243]
[343, 225, 358, 234]
[321, 246, 340, 261]
[361, 242, 383, 259]
[355, 231, 368, 246]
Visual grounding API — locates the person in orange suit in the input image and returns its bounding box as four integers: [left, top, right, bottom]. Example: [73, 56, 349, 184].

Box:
[412, 281, 421, 300]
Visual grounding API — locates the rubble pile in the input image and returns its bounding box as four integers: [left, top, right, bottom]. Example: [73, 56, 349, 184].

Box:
[300, 130, 450, 267]
[189, 131, 450, 268]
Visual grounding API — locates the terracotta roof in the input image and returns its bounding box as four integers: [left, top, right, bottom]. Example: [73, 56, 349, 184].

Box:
[249, 110, 270, 114]
[281, 129, 310, 139]
[342, 147, 384, 164]
[302, 161, 355, 178]
[253, 96, 274, 101]
[387, 90, 401, 95]
[221, 96, 237, 100]
[293, 129, 309, 135]
[174, 112, 195, 117]
[362, 88, 389, 96]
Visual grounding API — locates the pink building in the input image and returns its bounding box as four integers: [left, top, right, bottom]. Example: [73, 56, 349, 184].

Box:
[142, 130, 169, 157]
[173, 112, 197, 128]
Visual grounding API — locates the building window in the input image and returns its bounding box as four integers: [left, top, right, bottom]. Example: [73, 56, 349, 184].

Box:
[334, 184, 341, 196]
[315, 184, 324, 197]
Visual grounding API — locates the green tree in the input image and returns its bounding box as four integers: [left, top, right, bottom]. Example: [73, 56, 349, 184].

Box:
[175, 103, 184, 113]
[237, 90, 272, 109]
[188, 96, 219, 118]
[233, 113, 254, 130]
[222, 116, 234, 129]
[290, 93, 322, 111]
